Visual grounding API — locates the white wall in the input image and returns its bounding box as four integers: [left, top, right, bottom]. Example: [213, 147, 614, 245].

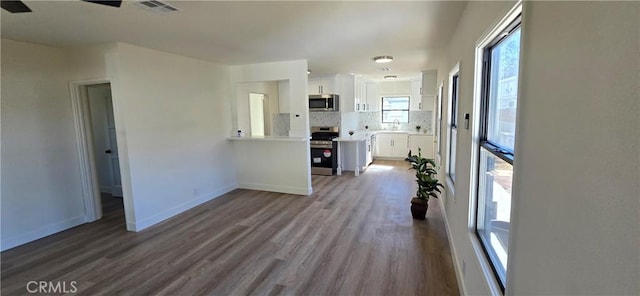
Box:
[229, 60, 312, 195]
[435, 2, 516, 292]
[1, 39, 86, 250]
[233, 139, 311, 195]
[229, 60, 309, 138]
[436, 1, 640, 295]
[109, 43, 237, 231]
[508, 2, 639, 295]
[236, 81, 280, 136]
[67, 43, 115, 81]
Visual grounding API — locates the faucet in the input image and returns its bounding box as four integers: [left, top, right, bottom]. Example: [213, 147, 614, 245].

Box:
[392, 119, 400, 131]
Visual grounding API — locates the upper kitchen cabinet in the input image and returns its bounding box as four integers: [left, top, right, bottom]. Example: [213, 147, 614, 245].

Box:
[308, 75, 338, 95]
[366, 82, 378, 111]
[410, 79, 422, 110]
[421, 70, 438, 110]
[355, 78, 367, 112]
[337, 74, 369, 112]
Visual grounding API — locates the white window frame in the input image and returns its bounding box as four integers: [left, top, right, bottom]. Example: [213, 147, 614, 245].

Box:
[468, 2, 523, 295]
[446, 63, 460, 193]
[381, 95, 410, 123]
[435, 82, 444, 165]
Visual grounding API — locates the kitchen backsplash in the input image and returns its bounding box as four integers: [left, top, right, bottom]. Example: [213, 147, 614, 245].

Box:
[358, 111, 383, 131]
[275, 110, 432, 136]
[358, 111, 433, 133]
[272, 113, 290, 136]
[309, 111, 341, 127]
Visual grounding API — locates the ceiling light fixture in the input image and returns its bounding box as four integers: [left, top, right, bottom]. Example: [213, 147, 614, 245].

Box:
[373, 56, 394, 63]
[307, 70, 311, 74]
[384, 75, 397, 80]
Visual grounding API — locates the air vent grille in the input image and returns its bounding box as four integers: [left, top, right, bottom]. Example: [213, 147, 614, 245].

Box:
[135, 0, 178, 13]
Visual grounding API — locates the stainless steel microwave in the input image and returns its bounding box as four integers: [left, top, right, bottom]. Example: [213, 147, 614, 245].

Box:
[309, 94, 339, 112]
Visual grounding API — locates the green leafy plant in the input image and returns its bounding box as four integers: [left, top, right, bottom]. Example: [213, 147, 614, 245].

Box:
[405, 148, 444, 201]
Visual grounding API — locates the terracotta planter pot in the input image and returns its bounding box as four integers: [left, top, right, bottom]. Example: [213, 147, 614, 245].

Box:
[410, 198, 428, 220]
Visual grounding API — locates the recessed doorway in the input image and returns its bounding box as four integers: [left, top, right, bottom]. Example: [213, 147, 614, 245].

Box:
[70, 80, 128, 227]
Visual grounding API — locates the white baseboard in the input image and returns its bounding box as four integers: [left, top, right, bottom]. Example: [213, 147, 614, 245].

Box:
[1, 215, 87, 251]
[438, 197, 467, 296]
[238, 183, 312, 196]
[131, 183, 238, 232]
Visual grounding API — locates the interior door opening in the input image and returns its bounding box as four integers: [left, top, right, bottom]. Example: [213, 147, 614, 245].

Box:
[84, 83, 124, 223]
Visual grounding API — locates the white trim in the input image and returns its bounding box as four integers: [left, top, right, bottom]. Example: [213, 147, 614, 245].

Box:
[446, 177, 456, 198]
[238, 183, 312, 196]
[438, 197, 467, 296]
[435, 81, 444, 166]
[1, 216, 87, 251]
[130, 184, 238, 231]
[446, 63, 460, 184]
[468, 2, 523, 295]
[469, 233, 504, 296]
[70, 79, 111, 223]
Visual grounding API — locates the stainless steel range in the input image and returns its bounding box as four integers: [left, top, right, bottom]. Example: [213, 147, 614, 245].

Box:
[310, 126, 339, 176]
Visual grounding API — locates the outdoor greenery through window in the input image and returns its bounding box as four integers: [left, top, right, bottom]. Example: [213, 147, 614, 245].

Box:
[381, 96, 409, 123]
[476, 16, 521, 290]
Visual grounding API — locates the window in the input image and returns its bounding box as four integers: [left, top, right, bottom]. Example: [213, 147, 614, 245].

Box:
[475, 16, 521, 290]
[447, 73, 459, 183]
[436, 84, 444, 161]
[381, 96, 409, 123]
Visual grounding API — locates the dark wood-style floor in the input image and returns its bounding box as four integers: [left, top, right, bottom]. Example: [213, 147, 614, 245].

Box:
[1, 160, 459, 295]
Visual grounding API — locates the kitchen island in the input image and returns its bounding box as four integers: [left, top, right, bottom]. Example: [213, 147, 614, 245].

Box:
[333, 136, 367, 176]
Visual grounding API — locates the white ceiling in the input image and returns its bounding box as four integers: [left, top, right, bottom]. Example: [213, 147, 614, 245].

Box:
[1, 0, 466, 82]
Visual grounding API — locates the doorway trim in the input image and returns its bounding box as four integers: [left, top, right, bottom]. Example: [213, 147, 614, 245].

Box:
[70, 79, 112, 223]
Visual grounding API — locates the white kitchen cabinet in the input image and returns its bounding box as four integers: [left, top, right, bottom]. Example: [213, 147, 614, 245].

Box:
[422, 70, 437, 96]
[365, 133, 373, 166]
[420, 70, 438, 113]
[366, 82, 379, 111]
[339, 74, 356, 112]
[308, 76, 337, 95]
[355, 78, 366, 112]
[410, 80, 422, 110]
[408, 134, 434, 159]
[338, 75, 369, 112]
[375, 133, 408, 158]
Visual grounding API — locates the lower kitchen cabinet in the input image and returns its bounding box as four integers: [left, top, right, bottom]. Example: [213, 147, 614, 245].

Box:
[375, 133, 408, 158]
[408, 134, 434, 159]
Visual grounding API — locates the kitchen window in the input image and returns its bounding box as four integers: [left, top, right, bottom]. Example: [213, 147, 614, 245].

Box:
[447, 72, 459, 183]
[475, 15, 521, 291]
[381, 96, 409, 123]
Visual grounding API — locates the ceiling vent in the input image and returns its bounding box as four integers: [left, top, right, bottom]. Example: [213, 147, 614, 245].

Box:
[134, 0, 178, 13]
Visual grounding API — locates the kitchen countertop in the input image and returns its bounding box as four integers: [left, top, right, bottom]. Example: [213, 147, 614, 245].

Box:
[349, 130, 434, 137]
[333, 136, 367, 142]
[228, 136, 309, 142]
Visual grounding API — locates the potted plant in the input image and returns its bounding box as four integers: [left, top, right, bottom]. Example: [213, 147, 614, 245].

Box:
[405, 148, 444, 220]
[415, 125, 421, 132]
